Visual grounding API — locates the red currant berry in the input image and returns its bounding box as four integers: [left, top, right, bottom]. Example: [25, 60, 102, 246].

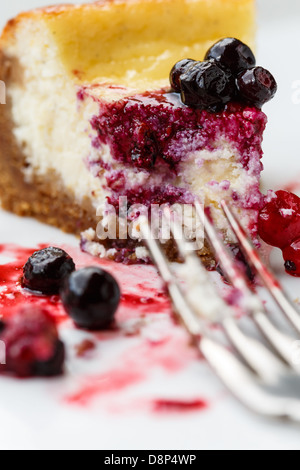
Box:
[0, 306, 65, 378]
[258, 191, 300, 249]
[283, 240, 300, 277]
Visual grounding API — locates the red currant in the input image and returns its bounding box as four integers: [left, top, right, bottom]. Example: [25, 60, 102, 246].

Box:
[0, 306, 65, 378]
[258, 190, 300, 249]
[283, 240, 300, 276]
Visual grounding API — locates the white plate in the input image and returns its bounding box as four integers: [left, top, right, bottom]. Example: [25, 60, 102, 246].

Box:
[1, 0, 300, 451]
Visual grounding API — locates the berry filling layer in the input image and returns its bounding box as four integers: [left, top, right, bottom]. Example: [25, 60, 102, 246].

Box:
[80, 87, 267, 257]
[77, 38, 275, 262]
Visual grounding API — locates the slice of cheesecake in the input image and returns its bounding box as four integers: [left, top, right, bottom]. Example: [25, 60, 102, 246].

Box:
[0, 0, 267, 264]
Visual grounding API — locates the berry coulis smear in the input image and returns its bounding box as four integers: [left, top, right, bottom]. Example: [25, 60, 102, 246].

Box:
[0, 243, 171, 323]
[0, 244, 66, 322]
[0, 243, 210, 413]
[153, 399, 209, 414]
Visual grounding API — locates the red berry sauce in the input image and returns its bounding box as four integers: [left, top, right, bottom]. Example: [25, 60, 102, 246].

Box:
[0, 243, 172, 324]
[0, 243, 209, 412]
[0, 244, 66, 323]
[90, 91, 266, 171]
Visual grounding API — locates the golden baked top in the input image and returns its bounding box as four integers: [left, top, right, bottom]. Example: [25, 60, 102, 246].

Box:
[1, 0, 255, 85]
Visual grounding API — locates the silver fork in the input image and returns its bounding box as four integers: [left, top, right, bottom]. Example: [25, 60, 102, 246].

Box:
[139, 203, 300, 422]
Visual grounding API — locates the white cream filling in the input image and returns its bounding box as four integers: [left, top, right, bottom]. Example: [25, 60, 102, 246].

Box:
[180, 142, 260, 241]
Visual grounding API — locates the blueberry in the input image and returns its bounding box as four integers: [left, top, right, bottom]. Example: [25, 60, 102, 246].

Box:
[205, 38, 256, 75]
[23, 247, 76, 295]
[180, 61, 236, 110]
[0, 306, 65, 378]
[61, 267, 121, 330]
[170, 59, 197, 92]
[236, 66, 277, 107]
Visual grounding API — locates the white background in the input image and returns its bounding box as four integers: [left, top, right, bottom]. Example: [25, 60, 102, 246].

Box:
[1, 0, 300, 451]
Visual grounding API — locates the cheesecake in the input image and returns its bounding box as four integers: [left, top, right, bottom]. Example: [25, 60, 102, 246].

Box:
[0, 0, 273, 264]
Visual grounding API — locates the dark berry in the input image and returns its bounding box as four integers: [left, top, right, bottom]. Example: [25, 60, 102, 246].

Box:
[283, 240, 300, 277]
[258, 191, 300, 249]
[170, 59, 196, 92]
[237, 67, 277, 108]
[205, 38, 256, 74]
[23, 247, 76, 295]
[61, 267, 121, 330]
[0, 306, 65, 378]
[0, 320, 6, 334]
[284, 260, 297, 274]
[180, 61, 236, 110]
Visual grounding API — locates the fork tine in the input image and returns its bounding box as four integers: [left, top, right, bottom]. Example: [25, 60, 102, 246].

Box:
[200, 336, 300, 422]
[162, 208, 232, 322]
[194, 201, 262, 311]
[253, 311, 300, 371]
[140, 212, 300, 421]
[195, 200, 300, 370]
[139, 216, 201, 337]
[194, 201, 251, 295]
[144, 209, 282, 378]
[222, 316, 287, 380]
[164, 207, 290, 377]
[221, 200, 300, 335]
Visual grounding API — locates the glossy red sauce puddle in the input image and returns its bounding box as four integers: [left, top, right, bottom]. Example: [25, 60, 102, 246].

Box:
[0, 244, 66, 323]
[0, 243, 208, 413]
[0, 243, 171, 324]
[153, 398, 209, 414]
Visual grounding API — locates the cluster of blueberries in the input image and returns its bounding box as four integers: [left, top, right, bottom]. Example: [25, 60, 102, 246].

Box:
[170, 38, 277, 111]
[0, 247, 121, 377]
[22, 247, 121, 330]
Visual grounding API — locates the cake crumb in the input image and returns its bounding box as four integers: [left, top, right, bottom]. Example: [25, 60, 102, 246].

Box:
[75, 339, 96, 358]
[135, 246, 149, 261]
